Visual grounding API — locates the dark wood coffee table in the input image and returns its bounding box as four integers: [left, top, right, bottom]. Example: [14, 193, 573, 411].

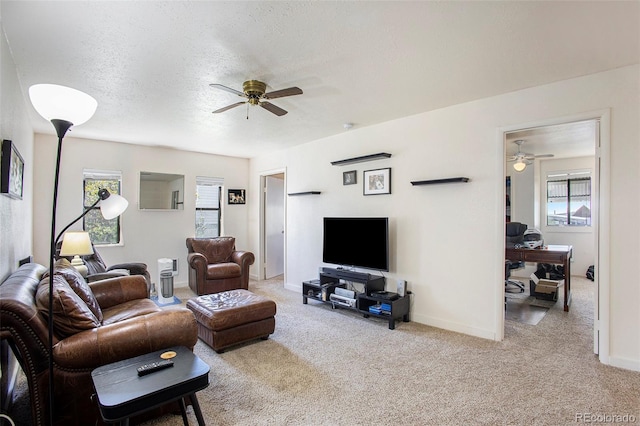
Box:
[91, 346, 209, 425]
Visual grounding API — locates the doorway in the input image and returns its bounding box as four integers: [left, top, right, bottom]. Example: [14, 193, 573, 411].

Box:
[261, 171, 286, 280]
[500, 110, 610, 361]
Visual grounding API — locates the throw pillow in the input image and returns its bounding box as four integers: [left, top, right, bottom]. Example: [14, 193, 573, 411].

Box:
[191, 237, 235, 264]
[43, 259, 103, 323]
[36, 274, 101, 338]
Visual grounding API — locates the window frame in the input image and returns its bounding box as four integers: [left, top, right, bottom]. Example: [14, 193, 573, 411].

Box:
[195, 176, 224, 238]
[82, 169, 124, 246]
[545, 170, 592, 228]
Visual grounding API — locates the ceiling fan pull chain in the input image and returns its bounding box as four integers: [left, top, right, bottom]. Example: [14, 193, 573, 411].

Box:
[246, 103, 249, 120]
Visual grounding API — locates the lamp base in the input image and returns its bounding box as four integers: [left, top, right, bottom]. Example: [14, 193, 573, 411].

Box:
[70, 255, 88, 277]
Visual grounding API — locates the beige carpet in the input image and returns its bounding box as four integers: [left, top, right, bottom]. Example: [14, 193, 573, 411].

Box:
[7, 277, 640, 425]
[140, 276, 640, 426]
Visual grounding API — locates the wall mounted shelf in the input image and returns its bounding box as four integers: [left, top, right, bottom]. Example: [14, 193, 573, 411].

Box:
[330, 152, 391, 166]
[411, 177, 470, 185]
[287, 191, 321, 196]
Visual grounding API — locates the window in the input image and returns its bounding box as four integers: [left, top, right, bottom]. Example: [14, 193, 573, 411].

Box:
[546, 171, 591, 226]
[83, 170, 123, 244]
[196, 176, 223, 238]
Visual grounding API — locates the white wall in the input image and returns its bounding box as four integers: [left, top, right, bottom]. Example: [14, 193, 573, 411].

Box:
[32, 136, 250, 288]
[249, 65, 639, 370]
[0, 24, 33, 280]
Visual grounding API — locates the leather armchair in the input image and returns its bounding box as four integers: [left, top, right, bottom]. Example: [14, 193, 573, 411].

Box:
[0, 262, 197, 426]
[186, 237, 255, 295]
[56, 241, 151, 292]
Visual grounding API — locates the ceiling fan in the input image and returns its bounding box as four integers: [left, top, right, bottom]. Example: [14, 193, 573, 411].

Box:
[507, 140, 554, 172]
[210, 80, 303, 117]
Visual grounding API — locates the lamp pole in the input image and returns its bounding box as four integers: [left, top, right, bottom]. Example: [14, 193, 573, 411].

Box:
[47, 119, 73, 424]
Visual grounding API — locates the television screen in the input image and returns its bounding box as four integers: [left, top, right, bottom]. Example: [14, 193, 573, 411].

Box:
[323, 217, 389, 271]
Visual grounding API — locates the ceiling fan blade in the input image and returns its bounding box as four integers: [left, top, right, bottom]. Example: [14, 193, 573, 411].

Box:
[212, 101, 246, 114]
[534, 154, 555, 158]
[210, 83, 245, 97]
[263, 87, 303, 99]
[260, 101, 288, 116]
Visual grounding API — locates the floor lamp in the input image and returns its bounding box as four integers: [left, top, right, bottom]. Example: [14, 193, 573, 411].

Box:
[28, 84, 125, 424]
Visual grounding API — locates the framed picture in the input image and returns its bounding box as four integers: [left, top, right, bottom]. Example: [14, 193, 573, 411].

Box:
[228, 189, 246, 204]
[363, 167, 391, 195]
[343, 170, 357, 185]
[1, 139, 24, 199]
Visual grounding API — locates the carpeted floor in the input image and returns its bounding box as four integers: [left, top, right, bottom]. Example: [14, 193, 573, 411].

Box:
[7, 276, 640, 425]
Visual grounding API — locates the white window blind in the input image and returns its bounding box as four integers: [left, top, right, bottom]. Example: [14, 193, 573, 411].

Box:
[196, 176, 223, 238]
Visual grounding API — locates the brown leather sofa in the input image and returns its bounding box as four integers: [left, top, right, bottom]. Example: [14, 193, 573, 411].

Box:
[0, 262, 198, 426]
[186, 237, 255, 295]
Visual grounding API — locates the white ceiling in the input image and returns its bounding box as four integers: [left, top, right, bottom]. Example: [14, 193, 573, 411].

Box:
[2, 1, 638, 158]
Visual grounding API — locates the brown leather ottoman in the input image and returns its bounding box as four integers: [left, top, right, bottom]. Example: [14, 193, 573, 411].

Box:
[186, 289, 276, 353]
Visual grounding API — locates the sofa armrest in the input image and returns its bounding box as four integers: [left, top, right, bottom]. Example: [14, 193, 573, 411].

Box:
[89, 275, 148, 309]
[53, 309, 197, 369]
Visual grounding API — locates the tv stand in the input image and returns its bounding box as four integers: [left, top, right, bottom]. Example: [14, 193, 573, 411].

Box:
[302, 267, 410, 329]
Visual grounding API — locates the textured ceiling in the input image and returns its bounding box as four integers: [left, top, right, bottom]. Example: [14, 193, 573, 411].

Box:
[2, 1, 638, 158]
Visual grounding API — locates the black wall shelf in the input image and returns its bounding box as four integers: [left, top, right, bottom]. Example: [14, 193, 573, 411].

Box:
[411, 177, 470, 185]
[287, 191, 321, 196]
[330, 152, 391, 166]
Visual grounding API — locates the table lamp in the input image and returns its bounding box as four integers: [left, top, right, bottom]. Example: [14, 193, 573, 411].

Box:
[59, 231, 94, 277]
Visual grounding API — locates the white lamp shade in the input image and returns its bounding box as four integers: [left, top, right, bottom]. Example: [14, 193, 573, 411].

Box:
[513, 161, 527, 172]
[29, 84, 97, 125]
[100, 193, 129, 220]
[59, 231, 94, 257]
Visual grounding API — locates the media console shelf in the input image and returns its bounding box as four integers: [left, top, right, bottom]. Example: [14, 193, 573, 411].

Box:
[411, 177, 470, 185]
[330, 152, 392, 166]
[302, 267, 410, 329]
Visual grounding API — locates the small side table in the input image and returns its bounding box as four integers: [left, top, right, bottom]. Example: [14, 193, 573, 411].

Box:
[91, 346, 209, 426]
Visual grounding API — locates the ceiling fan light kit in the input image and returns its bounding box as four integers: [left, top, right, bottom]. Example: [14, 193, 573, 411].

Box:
[210, 79, 303, 118]
[507, 139, 554, 172]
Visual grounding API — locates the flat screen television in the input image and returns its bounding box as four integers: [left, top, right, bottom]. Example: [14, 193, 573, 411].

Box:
[322, 217, 389, 271]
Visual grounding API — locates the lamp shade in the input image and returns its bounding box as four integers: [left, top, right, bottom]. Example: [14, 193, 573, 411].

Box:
[100, 193, 129, 220]
[59, 231, 94, 257]
[29, 84, 97, 125]
[513, 160, 527, 172]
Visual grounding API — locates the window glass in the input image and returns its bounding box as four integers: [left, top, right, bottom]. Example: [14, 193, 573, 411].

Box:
[196, 176, 223, 238]
[546, 172, 591, 227]
[83, 170, 123, 244]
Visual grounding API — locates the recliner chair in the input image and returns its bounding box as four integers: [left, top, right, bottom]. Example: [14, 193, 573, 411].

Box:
[56, 241, 151, 293]
[505, 222, 528, 292]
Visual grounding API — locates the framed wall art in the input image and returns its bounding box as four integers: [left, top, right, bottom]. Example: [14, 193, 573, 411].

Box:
[343, 170, 357, 185]
[1, 139, 24, 199]
[228, 189, 246, 204]
[363, 167, 391, 195]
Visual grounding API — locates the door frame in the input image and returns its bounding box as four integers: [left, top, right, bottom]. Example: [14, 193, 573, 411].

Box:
[497, 109, 610, 363]
[259, 168, 287, 281]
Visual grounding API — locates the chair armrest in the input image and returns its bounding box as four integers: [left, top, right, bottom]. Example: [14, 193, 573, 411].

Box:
[87, 271, 129, 283]
[187, 252, 208, 273]
[89, 275, 148, 309]
[53, 309, 197, 369]
[231, 250, 255, 270]
[107, 262, 148, 276]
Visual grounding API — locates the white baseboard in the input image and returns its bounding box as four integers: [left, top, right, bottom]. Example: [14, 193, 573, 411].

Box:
[411, 312, 498, 341]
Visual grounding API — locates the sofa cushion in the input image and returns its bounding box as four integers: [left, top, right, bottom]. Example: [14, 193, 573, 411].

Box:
[101, 298, 160, 325]
[36, 274, 101, 338]
[191, 237, 235, 264]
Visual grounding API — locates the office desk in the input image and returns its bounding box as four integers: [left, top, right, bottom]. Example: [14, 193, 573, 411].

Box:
[505, 245, 573, 312]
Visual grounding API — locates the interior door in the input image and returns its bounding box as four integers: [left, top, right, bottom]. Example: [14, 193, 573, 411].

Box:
[265, 175, 285, 279]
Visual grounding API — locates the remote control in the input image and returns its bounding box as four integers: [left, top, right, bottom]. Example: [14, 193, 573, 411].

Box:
[137, 359, 174, 376]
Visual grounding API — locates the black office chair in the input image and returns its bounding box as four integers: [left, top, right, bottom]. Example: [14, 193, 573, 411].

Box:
[505, 222, 528, 292]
